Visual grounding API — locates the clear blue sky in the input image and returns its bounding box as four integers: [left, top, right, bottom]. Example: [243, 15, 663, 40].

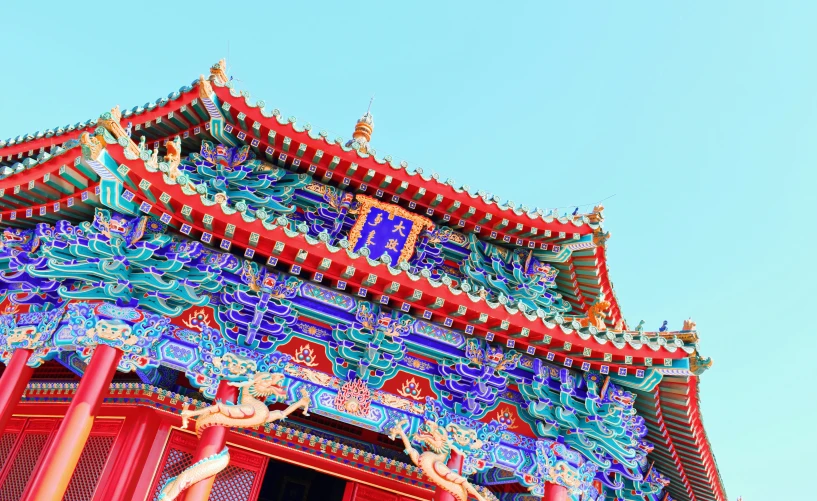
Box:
[2, 1, 813, 498]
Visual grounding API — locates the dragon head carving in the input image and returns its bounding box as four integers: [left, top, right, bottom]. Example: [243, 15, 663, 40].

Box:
[414, 420, 451, 457]
[245, 372, 288, 400]
[581, 296, 611, 331]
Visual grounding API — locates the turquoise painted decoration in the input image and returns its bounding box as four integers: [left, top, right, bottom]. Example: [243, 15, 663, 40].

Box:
[407, 226, 451, 279]
[460, 233, 570, 316]
[519, 363, 662, 497]
[435, 338, 521, 416]
[0, 228, 60, 309]
[180, 141, 311, 220]
[423, 396, 505, 474]
[218, 261, 300, 352]
[186, 323, 291, 399]
[0, 307, 65, 367]
[28, 208, 223, 317]
[303, 187, 355, 244]
[328, 301, 412, 387]
[535, 438, 597, 496]
[67, 302, 169, 373]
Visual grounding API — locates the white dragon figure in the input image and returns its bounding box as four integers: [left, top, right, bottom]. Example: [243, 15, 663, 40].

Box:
[157, 372, 310, 500]
[389, 419, 496, 501]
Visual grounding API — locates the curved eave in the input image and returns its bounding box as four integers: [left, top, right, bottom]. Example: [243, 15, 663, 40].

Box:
[0, 64, 692, 366]
[0, 183, 102, 227]
[554, 244, 624, 325]
[637, 374, 726, 501]
[211, 84, 602, 249]
[594, 244, 625, 325]
[102, 140, 690, 372]
[0, 122, 97, 161]
[207, 84, 628, 324]
[0, 84, 202, 169]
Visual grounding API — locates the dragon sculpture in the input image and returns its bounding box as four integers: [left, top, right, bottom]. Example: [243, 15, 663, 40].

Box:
[579, 295, 611, 331]
[157, 372, 311, 501]
[389, 419, 493, 501]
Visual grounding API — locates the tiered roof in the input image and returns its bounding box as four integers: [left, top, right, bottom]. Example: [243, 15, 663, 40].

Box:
[0, 60, 725, 501]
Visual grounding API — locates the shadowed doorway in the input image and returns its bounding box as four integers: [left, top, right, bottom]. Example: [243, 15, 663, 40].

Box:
[256, 457, 346, 501]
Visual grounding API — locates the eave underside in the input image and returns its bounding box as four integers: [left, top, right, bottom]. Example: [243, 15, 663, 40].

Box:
[637, 376, 727, 501]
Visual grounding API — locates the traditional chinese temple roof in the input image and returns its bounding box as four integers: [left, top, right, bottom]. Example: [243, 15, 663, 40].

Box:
[636, 374, 727, 501]
[0, 60, 725, 500]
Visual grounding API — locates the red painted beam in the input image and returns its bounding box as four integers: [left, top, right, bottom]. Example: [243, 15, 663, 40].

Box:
[106, 143, 687, 371]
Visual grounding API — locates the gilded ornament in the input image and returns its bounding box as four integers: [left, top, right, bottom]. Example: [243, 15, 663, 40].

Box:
[495, 407, 518, 430]
[398, 377, 424, 401]
[347, 195, 434, 264]
[183, 309, 213, 331]
[198, 74, 214, 99]
[294, 344, 319, 367]
[578, 294, 611, 331]
[98, 105, 140, 158]
[79, 131, 104, 160]
[209, 59, 229, 85]
[334, 378, 371, 417]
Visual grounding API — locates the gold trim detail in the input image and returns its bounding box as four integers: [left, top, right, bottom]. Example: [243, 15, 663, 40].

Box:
[98, 105, 140, 158]
[347, 195, 434, 264]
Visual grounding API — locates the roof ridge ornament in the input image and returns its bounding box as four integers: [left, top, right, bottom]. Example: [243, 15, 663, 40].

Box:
[79, 130, 105, 160]
[98, 105, 140, 158]
[346, 97, 375, 154]
[210, 59, 229, 85]
[198, 75, 214, 99]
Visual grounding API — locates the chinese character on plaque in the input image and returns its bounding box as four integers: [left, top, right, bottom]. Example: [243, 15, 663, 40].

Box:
[348, 195, 434, 264]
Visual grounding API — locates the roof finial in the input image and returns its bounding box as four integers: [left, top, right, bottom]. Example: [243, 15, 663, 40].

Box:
[346, 97, 375, 154]
[210, 59, 229, 85]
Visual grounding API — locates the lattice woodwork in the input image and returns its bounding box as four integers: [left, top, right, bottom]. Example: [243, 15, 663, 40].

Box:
[149, 432, 267, 501]
[150, 448, 193, 501]
[30, 359, 80, 381]
[209, 463, 258, 501]
[63, 435, 115, 501]
[0, 433, 49, 500]
[0, 433, 18, 474]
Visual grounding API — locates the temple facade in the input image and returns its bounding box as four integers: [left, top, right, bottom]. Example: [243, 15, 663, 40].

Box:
[0, 61, 725, 501]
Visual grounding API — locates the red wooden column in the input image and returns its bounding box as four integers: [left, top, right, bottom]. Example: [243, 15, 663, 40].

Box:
[130, 418, 173, 500]
[22, 344, 122, 501]
[97, 408, 162, 501]
[543, 482, 569, 501]
[0, 349, 34, 433]
[181, 380, 239, 501]
[432, 449, 465, 501]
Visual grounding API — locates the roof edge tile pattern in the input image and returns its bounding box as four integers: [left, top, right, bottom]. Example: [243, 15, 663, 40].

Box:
[0, 81, 199, 153]
[103, 136, 699, 367]
[638, 373, 727, 501]
[1, 60, 724, 500]
[209, 80, 599, 229]
[205, 77, 628, 323]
